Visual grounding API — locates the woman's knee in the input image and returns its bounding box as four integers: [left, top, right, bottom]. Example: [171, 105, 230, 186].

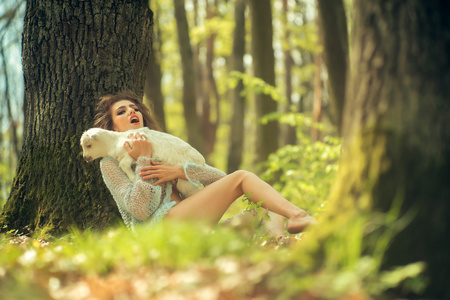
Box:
[230, 169, 255, 183]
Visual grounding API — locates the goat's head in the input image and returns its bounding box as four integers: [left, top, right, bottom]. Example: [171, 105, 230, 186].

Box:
[80, 128, 110, 162]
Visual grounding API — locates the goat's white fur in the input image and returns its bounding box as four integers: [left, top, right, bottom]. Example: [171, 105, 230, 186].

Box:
[80, 128, 205, 197]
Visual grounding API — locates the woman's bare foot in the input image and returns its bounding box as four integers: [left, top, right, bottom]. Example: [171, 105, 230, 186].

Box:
[264, 211, 286, 238]
[286, 214, 316, 234]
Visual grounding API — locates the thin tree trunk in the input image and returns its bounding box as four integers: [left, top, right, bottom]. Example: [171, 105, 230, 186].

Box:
[249, 0, 278, 166]
[173, 0, 206, 155]
[331, 1, 450, 297]
[281, 0, 296, 146]
[1, 42, 21, 159]
[202, 0, 220, 157]
[316, 0, 348, 135]
[0, 0, 153, 235]
[311, 52, 322, 142]
[227, 0, 246, 173]
[144, 5, 167, 132]
[192, 0, 204, 122]
[295, 2, 314, 118]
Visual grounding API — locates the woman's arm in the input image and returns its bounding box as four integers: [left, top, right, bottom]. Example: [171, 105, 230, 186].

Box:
[183, 162, 227, 187]
[100, 157, 170, 221]
[140, 161, 226, 187]
[139, 160, 186, 185]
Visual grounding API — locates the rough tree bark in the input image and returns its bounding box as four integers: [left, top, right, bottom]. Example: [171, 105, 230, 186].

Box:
[227, 0, 246, 173]
[0, 0, 153, 235]
[316, 0, 348, 135]
[173, 0, 206, 156]
[249, 0, 278, 166]
[331, 0, 450, 297]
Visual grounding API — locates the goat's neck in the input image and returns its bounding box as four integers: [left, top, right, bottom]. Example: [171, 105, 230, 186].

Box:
[98, 130, 121, 159]
[110, 131, 130, 160]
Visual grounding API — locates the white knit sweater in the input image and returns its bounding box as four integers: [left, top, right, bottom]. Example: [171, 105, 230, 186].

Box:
[100, 156, 226, 230]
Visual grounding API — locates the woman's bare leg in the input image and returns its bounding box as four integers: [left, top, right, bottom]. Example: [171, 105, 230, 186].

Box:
[166, 170, 314, 234]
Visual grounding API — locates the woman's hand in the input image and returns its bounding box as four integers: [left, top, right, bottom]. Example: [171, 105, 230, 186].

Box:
[124, 132, 152, 160]
[140, 160, 187, 186]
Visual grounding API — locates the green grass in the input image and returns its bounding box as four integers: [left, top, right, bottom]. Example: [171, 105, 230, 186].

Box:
[0, 210, 426, 300]
[0, 221, 299, 299]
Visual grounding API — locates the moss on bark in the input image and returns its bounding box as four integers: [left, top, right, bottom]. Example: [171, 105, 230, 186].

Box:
[1, 134, 120, 236]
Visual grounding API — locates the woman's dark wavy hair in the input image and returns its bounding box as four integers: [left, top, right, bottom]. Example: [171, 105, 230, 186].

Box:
[93, 90, 162, 131]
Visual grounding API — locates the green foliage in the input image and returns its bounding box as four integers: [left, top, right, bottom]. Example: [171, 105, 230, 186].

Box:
[191, 15, 234, 58]
[255, 101, 341, 217]
[291, 23, 322, 54]
[229, 70, 308, 105]
[228, 71, 288, 103]
[261, 135, 340, 216]
[239, 192, 271, 229]
[228, 70, 339, 216]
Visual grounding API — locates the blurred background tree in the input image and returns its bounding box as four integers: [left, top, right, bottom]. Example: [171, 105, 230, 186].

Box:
[316, 0, 348, 135]
[337, 1, 450, 297]
[226, 0, 246, 173]
[0, 1, 26, 215]
[249, 0, 278, 167]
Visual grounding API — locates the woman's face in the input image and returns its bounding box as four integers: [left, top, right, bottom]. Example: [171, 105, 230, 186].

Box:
[111, 100, 144, 132]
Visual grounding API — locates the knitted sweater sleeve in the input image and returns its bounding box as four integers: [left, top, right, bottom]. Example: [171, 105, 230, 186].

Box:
[100, 156, 170, 221]
[183, 162, 227, 187]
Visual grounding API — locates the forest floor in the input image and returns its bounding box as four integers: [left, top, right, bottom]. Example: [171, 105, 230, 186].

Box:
[7, 237, 302, 300]
[1, 222, 334, 300]
[0, 215, 426, 300]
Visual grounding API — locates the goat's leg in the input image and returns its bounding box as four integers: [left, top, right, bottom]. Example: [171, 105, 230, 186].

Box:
[119, 155, 136, 182]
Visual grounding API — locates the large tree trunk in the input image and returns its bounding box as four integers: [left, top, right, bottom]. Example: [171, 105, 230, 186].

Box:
[316, 0, 348, 135]
[249, 0, 278, 166]
[173, 0, 206, 156]
[227, 0, 246, 173]
[0, 0, 153, 235]
[333, 1, 450, 297]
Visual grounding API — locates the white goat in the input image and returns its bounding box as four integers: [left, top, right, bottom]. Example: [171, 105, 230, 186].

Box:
[80, 127, 205, 197]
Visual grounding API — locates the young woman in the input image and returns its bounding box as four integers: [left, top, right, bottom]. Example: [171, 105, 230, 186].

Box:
[94, 90, 315, 234]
